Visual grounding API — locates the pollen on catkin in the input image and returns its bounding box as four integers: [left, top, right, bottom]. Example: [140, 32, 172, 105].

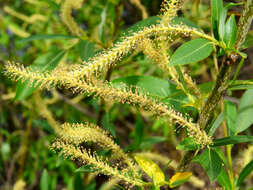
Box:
[60, 0, 84, 37]
[70, 24, 214, 79]
[5, 62, 212, 147]
[160, 0, 184, 24]
[4, 6, 46, 24]
[51, 140, 144, 186]
[138, 38, 170, 71]
[57, 122, 138, 176]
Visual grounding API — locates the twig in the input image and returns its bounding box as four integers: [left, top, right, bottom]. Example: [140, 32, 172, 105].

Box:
[177, 0, 253, 172]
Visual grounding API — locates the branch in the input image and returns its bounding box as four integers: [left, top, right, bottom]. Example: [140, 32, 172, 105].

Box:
[177, 0, 253, 172]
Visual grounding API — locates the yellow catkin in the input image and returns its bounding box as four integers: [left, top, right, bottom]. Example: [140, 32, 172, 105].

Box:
[135, 152, 205, 188]
[4, 6, 46, 24]
[5, 62, 212, 147]
[51, 141, 144, 186]
[57, 122, 139, 177]
[181, 68, 202, 98]
[68, 24, 217, 79]
[13, 180, 26, 190]
[7, 25, 30, 38]
[160, 0, 184, 24]
[60, 0, 84, 37]
[140, 38, 198, 103]
[244, 145, 253, 166]
[129, 0, 148, 19]
[34, 92, 60, 133]
[138, 38, 169, 71]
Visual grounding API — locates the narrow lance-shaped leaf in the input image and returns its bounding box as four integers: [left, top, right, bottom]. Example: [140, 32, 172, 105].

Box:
[40, 169, 49, 190]
[218, 3, 241, 42]
[176, 137, 200, 151]
[211, 0, 223, 40]
[77, 40, 95, 62]
[193, 148, 222, 181]
[241, 31, 253, 49]
[169, 38, 213, 66]
[134, 155, 165, 186]
[212, 135, 253, 147]
[224, 14, 237, 48]
[224, 101, 237, 135]
[112, 75, 178, 98]
[217, 168, 231, 190]
[237, 160, 253, 187]
[229, 79, 253, 90]
[207, 111, 224, 136]
[235, 89, 253, 133]
[169, 172, 192, 188]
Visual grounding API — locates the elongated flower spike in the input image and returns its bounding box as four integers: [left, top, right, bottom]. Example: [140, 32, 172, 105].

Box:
[138, 38, 170, 72]
[60, 0, 84, 37]
[4, 6, 46, 24]
[5, 62, 212, 147]
[138, 37, 201, 102]
[66, 24, 217, 80]
[51, 141, 145, 186]
[57, 122, 139, 178]
[160, 0, 184, 23]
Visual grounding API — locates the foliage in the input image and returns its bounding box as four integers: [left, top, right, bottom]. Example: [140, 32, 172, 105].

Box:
[0, 0, 253, 189]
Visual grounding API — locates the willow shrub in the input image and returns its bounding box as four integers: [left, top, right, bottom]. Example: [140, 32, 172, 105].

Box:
[2, 0, 253, 189]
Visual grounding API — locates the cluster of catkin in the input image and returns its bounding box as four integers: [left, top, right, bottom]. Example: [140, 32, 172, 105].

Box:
[52, 122, 144, 186]
[4, 0, 215, 184]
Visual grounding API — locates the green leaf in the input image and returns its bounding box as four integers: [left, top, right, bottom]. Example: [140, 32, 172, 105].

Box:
[99, 2, 112, 43]
[212, 135, 253, 147]
[1, 142, 10, 161]
[169, 38, 213, 66]
[214, 147, 228, 168]
[176, 137, 200, 151]
[77, 40, 95, 62]
[218, 3, 241, 42]
[235, 89, 253, 133]
[112, 75, 178, 98]
[211, 0, 223, 40]
[134, 155, 165, 185]
[241, 31, 253, 49]
[224, 101, 237, 135]
[237, 160, 253, 187]
[224, 14, 237, 48]
[19, 34, 76, 43]
[169, 172, 192, 188]
[194, 148, 222, 181]
[229, 79, 253, 90]
[139, 136, 167, 149]
[40, 169, 49, 190]
[102, 112, 116, 138]
[14, 49, 66, 101]
[127, 115, 145, 151]
[74, 173, 85, 190]
[207, 111, 224, 136]
[217, 168, 231, 190]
